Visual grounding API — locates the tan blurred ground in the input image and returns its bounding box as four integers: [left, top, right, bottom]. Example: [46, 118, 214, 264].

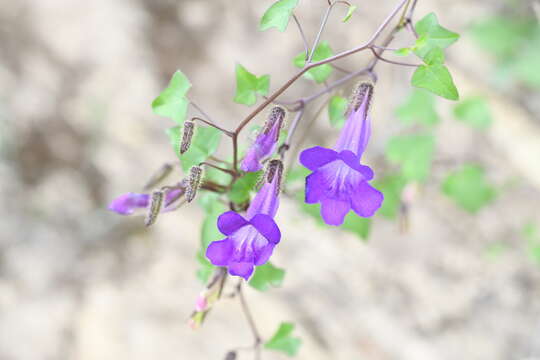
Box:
[1, 0, 540, 359]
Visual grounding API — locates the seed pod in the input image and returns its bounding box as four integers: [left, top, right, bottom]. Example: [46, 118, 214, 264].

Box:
[145, 190, 164, 227]
[262, 106, 286, 141]
[349, 81, 374, 114]
[265, 159, 283, 196]
[186, 165, 203, 203]
[180, 120, 195, 154]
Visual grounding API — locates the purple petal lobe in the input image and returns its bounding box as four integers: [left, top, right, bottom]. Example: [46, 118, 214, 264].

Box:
[305, 171, 326, 204]
[228, 262, 254, 280]
[320, 198, 351, 226]
[350, 181, 384, 217]
[254, 244, 275, 266]
[250, 214, 281, 244]
[206, 238, 234, 266]
[299, 146, 339, 171]
[338, 150, 374, 180]
[108, 192, 150, 215]
[217, 211, 248, 235]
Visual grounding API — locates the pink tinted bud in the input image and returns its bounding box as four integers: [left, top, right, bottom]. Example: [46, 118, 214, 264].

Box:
[195, 293, 208, 312]
[402, 183, 418, 204]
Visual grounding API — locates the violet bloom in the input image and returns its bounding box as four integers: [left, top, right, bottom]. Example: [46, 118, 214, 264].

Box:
[241, 106, 285, 172]
[206, 164, 281, 279]
[108, 188, 183, 215]
[299, 83, 383, 226]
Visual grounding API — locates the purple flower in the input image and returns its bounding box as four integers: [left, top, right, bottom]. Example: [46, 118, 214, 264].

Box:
[241, 107, 285, 172]
[299, 84, 383, 226]
[206, 166, 281, 280]
[108, 188, 183, 215]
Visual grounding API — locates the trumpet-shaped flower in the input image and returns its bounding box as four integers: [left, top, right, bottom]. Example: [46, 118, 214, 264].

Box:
[241, 107, 285, 172]
[206, 163, 282, 279]
[299, 84, 383, 226]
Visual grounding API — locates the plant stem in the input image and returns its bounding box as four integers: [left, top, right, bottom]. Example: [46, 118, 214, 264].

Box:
[192, 117, 234, 137]
[279, 104, 305, 158]
[189, 100, 216, 124]
[368, 47, 421, 67]
[237, 282, 262, 359]
[199, 162, 236, 176]
[292, 13, 310, 61]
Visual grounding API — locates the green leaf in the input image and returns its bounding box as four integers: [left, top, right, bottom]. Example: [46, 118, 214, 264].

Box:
[196, 251, 214, 283]
[470, 16, 535, 58]
[200, 198, 227, 249]
[442, 164, 496, 213]
[386, 134, 435, 182]
[411, 64, 459, 100]
[328, 95, 348, 128]
[342, 213, 371, 241]
[423, 47, 445, 65]
[453, 96, 492, 129]
[394, 47, 412, 56]
[374, 174, 407, 219]
[248, 262, 286, 291]
[196, 195, 227, 283]
[414, 13, 460, 58]
[166, 125, 182, 158]
[234, 64, 270, 106]
[285, 166, 310, 185]
[412, 34, 428, 51]
[342, 5, 357, 23]
[395, 89, 439, 126]
[265, 322, 302, 356]
[152, 70, 191, 124]
[229, 171, 262, 204]
[183, 126, 222, 173]
[260, 0, 299, 32]
[204, 166, 233, 187]
[293, 41, 334, 84]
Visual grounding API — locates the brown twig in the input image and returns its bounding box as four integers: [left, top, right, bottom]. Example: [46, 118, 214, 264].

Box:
[237, 281, 262, 360]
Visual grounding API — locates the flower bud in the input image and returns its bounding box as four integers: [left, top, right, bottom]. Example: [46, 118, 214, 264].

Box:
[195, 292, 208, 312]
[180, 120, 195, 154]
[186, 165, 203, 203]
[349, 81, 374, 114]
[145, 190, 164, 227]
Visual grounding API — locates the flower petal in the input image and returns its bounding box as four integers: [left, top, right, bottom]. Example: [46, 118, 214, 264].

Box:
[350, 181, 384, 217]
[338, 150, 374, 180]
[246, 176, 280, 218]
[320, 198, 351, 226]
[217, 211, 248, 235]
[250, 214, 281, 244]
[254, 243, 275, 266]
[299, 146, 339, 171]
[108, 192, 150, 215]
[228, 262, 254, 280]
[240, 147, 264, 172]
[305, 171, 326, 204]
[206, 238, 234, 266]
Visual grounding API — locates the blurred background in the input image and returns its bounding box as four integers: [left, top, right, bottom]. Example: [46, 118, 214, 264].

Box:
[1, 0, 540, 359]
